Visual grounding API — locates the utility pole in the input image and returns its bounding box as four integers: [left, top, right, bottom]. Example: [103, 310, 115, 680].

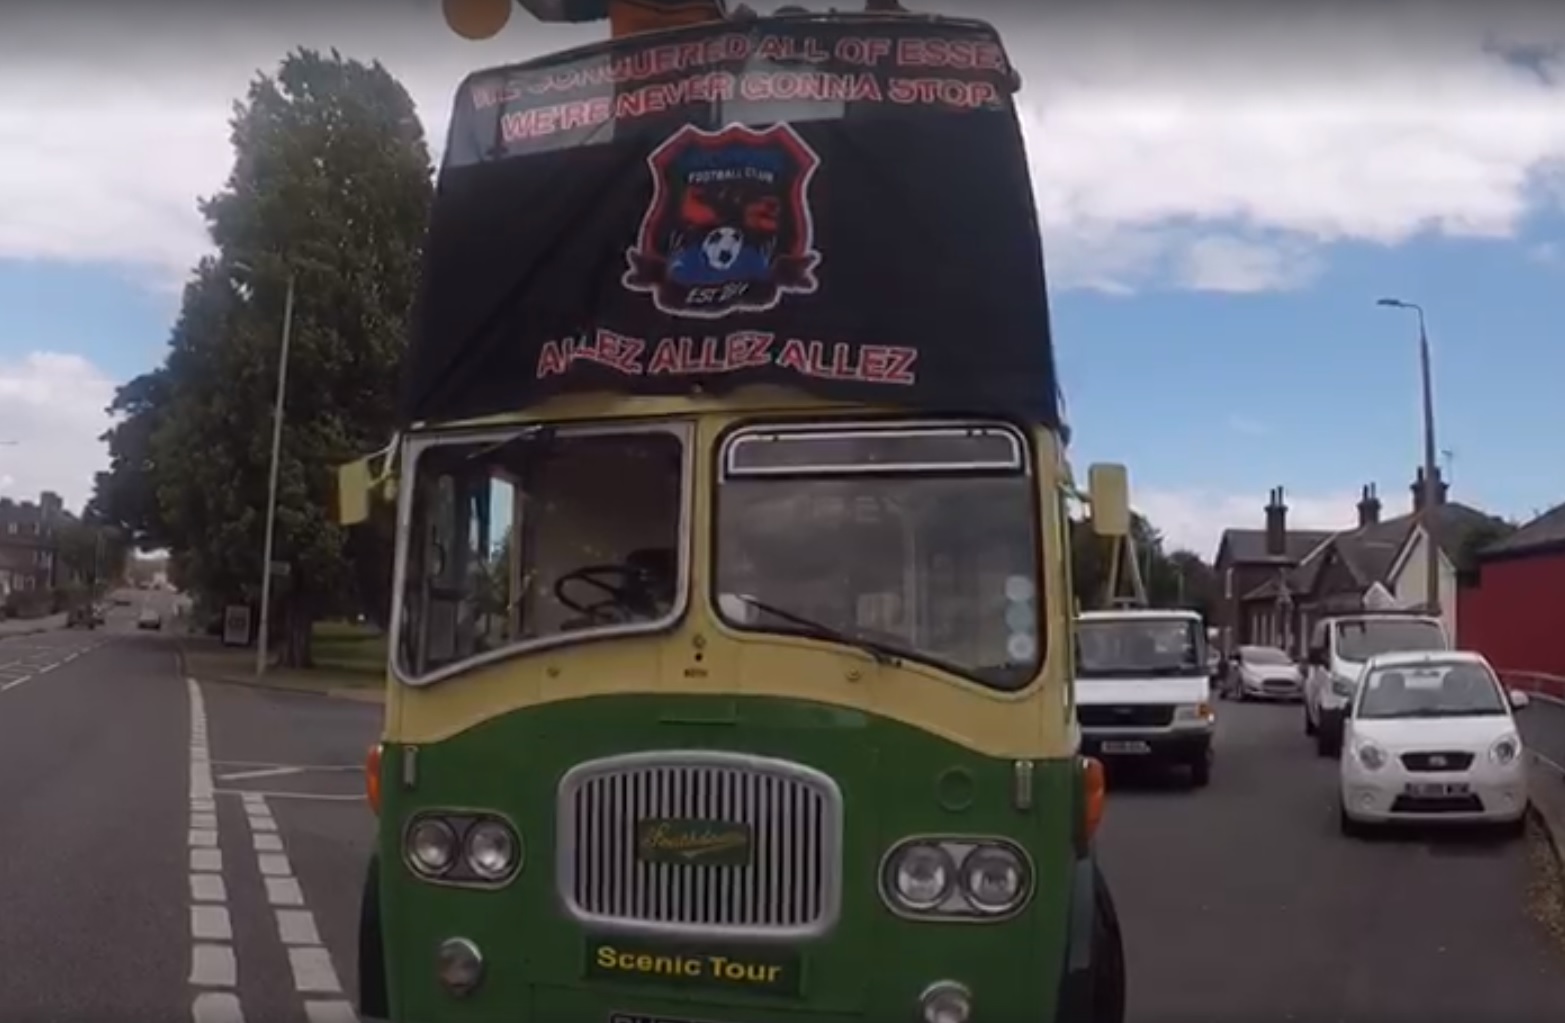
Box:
[250, 266, 297, 676]
[1377, 298, 1441, 616]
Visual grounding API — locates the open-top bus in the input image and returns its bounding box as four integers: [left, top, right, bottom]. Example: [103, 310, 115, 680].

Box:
[340, 6, 1132, 1021]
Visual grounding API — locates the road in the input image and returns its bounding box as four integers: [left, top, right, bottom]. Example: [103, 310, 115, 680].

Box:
[0, 605, 1562, 1023]
[1099, 698, 1565, 1023]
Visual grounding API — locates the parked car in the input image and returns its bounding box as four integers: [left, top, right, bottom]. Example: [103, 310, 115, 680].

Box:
[1339, 650, 1529, 838]
[1226, 645, 1303, 701]
[67, 605, 99, 629]
[137, 607, 163, 631]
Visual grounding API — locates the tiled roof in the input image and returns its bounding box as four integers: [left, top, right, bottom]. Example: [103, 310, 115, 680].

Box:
[1481, 501, 1565, 559]
[1216, 528, 1333, 566]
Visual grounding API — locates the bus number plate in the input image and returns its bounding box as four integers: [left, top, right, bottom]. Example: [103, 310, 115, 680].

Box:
[1100, 740, 1150, 754]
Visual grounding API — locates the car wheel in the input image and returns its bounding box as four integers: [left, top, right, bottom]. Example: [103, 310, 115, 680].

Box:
[1339, 803, 1367, 839]
[1189, 753, 1212, 789]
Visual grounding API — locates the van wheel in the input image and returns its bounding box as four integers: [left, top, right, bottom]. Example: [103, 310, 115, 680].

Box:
[1189, 752, 1212, 788]
[358, 855, 389, 1020]
[1091, 866, 1126, 1023]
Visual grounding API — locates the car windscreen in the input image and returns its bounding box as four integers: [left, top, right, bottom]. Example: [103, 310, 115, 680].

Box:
[1239, 646, 1292, 666]
[1076, 618, 1203, 678]
[1356, 662, 1508, 719]
[1333, 619, 1446, 662]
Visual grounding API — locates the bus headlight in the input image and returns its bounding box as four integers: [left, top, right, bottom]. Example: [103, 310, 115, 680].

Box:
[881, 838, 1033, 920]
[407, 818, 458, 876]
[961, 846, 1028, 913]
[887, 844, 954, 910]
[465, 819, 521, 881]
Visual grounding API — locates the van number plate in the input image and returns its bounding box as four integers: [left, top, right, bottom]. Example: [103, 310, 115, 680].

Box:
[1100, 740, 1151, 754]
[1406, 782, 1469, 797]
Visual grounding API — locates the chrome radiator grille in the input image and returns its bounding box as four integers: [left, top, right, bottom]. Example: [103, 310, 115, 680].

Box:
[557, 752, 843, 940]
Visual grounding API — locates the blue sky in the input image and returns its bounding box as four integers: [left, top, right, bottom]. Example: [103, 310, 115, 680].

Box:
[0, 1, 1561, 560]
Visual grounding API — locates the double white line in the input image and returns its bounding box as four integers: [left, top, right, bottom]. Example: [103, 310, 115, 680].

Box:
[186, 678, 359, 1023]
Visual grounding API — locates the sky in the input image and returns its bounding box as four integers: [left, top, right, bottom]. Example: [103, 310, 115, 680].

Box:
[0, 0, 1562, 561]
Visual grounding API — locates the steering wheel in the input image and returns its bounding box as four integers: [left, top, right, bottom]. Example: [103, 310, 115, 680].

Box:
[553, 564, 658, 623]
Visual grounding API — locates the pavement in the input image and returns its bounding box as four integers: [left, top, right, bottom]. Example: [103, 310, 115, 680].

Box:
[3, 600, 1565, 1023]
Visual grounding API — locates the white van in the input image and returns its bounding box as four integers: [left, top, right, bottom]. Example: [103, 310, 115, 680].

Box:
[1074, 609, 1217, 787]
[1303, 611, 1450, 757]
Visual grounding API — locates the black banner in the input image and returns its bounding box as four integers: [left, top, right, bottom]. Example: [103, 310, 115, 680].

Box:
[400, 14, 1060, 428]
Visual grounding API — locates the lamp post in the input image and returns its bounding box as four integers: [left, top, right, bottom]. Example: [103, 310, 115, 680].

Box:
[1376, 297, 1440, 616]
[233, 261, 297, 676]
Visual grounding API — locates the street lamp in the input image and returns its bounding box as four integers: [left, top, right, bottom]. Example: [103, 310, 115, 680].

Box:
[1376, 297, 1440, 616]
[232, 260, 297, 676]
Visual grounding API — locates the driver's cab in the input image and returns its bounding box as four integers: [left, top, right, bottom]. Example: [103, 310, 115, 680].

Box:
[398, 421, 686, 678]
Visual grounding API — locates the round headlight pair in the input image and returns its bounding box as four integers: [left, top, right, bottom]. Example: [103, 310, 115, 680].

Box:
[885, 841, 1029, 916]
[407, 816, 520, 882]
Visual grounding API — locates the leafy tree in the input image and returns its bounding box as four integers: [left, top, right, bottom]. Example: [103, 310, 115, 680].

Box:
[1070, 511, 1218, 616]
[88, 48, 433, 665]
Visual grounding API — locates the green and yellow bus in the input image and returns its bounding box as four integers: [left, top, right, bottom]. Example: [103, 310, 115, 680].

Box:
[343, 7, 1131, 1022]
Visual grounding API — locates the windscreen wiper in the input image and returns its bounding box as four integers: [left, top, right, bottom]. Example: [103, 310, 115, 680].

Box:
[731, 595, 900, 667]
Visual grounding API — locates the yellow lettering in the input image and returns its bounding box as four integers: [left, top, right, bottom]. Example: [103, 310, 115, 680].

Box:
[633, 954, 654, 971]
[683, 957, 703, 975]
[596, 946, 618, 968]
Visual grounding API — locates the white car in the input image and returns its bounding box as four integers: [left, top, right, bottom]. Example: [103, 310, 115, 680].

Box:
[1339, 650, 1530, 837]
[1227, 645, 1302, 701]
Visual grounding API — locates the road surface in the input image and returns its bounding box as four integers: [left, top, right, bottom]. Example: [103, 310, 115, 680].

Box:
[1, 607, 1562, 1022]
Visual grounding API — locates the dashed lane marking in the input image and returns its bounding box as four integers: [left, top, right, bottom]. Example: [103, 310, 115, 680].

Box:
[188, 677, 244, 1021]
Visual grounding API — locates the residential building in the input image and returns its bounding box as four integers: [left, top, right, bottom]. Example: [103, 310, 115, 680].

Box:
[1239, 468, 1502, 655]
[0, 491, 64, 595]
[1458, 502, 1565, 676]
[1211, 487, 1332, 654]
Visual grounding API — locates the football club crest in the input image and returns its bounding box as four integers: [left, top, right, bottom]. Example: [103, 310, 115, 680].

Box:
[623, 122, 823, 319]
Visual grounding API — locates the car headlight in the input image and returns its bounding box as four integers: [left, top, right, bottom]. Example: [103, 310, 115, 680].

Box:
[465, 819, 521, 881]
[1355, 742, 1387, 770]
[1490, 735, 1521, 766]
[1173, 703, 1214, 723]
[407, 818, 458, 876]
[887, 844, 954, 910]
[960, 846, 1028, 914]
[1330, 677, 1355, 699]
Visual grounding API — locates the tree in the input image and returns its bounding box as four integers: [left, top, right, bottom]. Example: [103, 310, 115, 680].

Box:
[1070, 511, 1218, 615]
[88, 48, 433, 665]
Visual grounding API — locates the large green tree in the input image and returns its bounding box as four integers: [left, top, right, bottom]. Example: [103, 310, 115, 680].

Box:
[1070, 512, 1217, 616]
[89, 48, 432, 664]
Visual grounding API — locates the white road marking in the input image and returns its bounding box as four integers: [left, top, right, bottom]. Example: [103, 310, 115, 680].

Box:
[288, 947, 344, 994]
[258, 853, 292, 877]
[192, 992, 245, 1023]
[305, 1001, 359, 1023]
[215, 760, 360, 772]
[277, 909, 322, 946]
[188, 678, 239, 1010]
[253, 833, 284, 852]
[191, 905, 234, 941]
[189, 944, 237, 987]
[0, 675, 32, 691]
[215, 789, 363, 803]
[191, 874, 228, 902]
[266, 876, 306, 907]
[190, 848, 223, 872]
[219, 766, 309, 781]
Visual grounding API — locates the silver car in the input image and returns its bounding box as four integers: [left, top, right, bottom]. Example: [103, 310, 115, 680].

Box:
[1228, 645, 1303, 701]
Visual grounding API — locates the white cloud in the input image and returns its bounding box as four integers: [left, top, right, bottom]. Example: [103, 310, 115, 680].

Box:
[1135, 487, 1361, 562]
[0, 352, 115, 514]
[0, 3, 1561, 291]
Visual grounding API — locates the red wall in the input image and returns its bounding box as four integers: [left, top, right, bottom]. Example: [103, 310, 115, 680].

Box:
[1459, 549, 1565, 677]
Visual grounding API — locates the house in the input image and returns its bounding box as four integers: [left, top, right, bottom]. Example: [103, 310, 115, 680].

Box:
[1211, 487, 1332, 654]
[1238, 468, 1503, 655]
[0, 491, 64, 595]
[1457, 502, 1565, 677]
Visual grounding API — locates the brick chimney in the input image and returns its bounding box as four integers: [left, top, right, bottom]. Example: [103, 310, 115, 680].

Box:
[1265, 486, 1288, 556]
[1357, 484, 1381, 527]
[1411, 466, 1449, 512]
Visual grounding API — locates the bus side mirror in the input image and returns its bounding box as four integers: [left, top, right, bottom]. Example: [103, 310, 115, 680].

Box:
[337, 458, 372, 526]
[1087, 463, 1130, 538]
